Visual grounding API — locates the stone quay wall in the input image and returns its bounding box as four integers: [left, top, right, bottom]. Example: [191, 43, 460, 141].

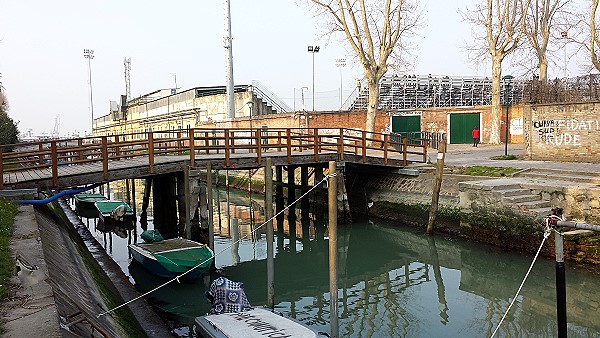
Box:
[524, 101, 600, 162]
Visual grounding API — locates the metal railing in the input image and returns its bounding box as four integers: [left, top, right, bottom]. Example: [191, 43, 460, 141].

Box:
[251, 81, 292, 114]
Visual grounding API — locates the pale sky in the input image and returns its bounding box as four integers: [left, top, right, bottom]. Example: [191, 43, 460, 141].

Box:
[0, 0, 584, 137]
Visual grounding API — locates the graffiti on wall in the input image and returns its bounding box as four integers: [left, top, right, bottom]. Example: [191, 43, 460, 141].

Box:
[533, 119, 600, 145]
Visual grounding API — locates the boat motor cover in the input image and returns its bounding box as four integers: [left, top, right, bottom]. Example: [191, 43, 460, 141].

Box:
[208, 277, 252, 315]
[141, 229, 164, 243]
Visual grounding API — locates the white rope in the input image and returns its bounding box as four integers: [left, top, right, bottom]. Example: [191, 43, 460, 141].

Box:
[97, 172, 337, 318]
[490, 222, 554, 337]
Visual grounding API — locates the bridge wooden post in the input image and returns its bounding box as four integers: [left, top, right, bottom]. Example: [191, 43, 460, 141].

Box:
[338, 128, 344, 160]
[51, 141, 58, 188]
[148, 132, 155, 174]
[38, 142, 45, 166]
[361, 130, 367, 163]
[313, 128, 319, 161]
[177, 131, 182, 155]
[230, 130, 235, 154]
[77, 139, 83, 162]
[189, 128, 195, 167]
[114, 135, 121, 160]
[204, 131, 210, 155]
[224, 129, 231, 167]
[384, 134, 389, 165]
[277, 131, 282, 151]
[286, 129, 292, 163]
[402, 137, 408, 166]
[101, 136, 109, 181]
[275, 165, 284, 229]
[256, 129, 262, 165]
[0, 148, 3, 190]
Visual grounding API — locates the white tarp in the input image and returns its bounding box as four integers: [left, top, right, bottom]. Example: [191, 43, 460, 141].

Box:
[205, 308, 317, 338]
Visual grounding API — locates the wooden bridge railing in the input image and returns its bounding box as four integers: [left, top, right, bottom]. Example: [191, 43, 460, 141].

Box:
[0, 127, 427, 189]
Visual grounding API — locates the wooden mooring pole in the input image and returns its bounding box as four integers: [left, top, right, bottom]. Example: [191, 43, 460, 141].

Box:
[207, 162, 214, 255]
[427, 141, 446, 235]
[328, 161, 339, 338]
[265, 158, 274, 309]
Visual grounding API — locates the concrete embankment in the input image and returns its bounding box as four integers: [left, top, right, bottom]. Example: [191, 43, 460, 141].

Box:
[2, 200, 171, 337]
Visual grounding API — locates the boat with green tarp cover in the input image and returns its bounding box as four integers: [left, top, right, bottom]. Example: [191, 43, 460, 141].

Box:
[128, 238, 214, 280]
[94, 200, 135, 225]
[74, 193, 107, 218]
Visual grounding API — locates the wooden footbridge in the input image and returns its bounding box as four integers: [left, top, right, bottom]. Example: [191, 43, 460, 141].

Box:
[1, 128, 427, 191]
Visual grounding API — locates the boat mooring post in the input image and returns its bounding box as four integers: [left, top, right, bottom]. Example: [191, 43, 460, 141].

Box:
[328, 161, 339, 338]
[207, 162, 215, 255]
[549, 219, 600, 338]
[265, 158, 275, 308]
[554, 226, 567, 338]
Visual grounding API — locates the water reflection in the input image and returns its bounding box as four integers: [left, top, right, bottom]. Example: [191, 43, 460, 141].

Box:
[69, 179, 600, 338]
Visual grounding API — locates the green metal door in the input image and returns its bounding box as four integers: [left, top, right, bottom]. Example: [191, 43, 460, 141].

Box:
[391, 115, 421, 136]
[449, 113, 480, 144]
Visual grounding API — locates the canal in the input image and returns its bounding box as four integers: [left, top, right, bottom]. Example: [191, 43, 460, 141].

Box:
[73, 179, 600, 338]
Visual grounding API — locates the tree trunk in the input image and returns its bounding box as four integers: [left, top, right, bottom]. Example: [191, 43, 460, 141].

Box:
[490, 58, 502, 144]
[539, 55, 548, 83]
[366, 77, 379, 139]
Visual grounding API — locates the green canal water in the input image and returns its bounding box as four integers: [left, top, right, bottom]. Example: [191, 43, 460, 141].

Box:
[78, 185, 600, 338]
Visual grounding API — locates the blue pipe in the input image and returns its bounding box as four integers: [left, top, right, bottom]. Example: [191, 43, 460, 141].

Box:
[16, 183, 103, 205]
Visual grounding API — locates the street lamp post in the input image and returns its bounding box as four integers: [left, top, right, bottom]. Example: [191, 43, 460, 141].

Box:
[308, 46, 320, 112]
[502, 75, 513, 156]
[171, 73, 177, 94]
[561, 31, 568, 80]
[335, 58, 346, 110]
[83, 49, 95, 135]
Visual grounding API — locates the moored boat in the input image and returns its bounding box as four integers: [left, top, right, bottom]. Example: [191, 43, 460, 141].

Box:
[195, 277, 326, 338]
[94, 200, 135, 225]
[128, 238, 214, 280]
[74, 193, 107, 218]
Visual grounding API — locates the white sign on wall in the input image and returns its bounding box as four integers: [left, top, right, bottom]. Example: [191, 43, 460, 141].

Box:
[510, 117, 523, 135]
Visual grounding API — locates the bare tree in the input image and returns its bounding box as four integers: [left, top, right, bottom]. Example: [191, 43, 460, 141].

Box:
[306, 0, 421, 136]
[524, 0, 573, 83]
[464, 0, 530, 144]
[592, 0, 600, 71]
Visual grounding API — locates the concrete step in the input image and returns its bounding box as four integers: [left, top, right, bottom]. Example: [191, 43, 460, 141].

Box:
[516, 200, 552, 209]
[500, 188, 531, 197]
[490, 184, 523, 191]
[517, 168, 600, 177]
[504, 194, 542, 203]
[528, 207, 553, 216]
[517, 171, 600, 184]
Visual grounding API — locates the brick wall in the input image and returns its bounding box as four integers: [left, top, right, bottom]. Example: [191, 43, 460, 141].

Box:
[420, 105, 524, 144]
[524, 102, 600, 162]
[206, 106, 525, 145]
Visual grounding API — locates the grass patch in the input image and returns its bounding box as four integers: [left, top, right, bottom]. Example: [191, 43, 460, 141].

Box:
[490, 155, 518, 160]
[0, 201, 18, 305]
[464, 166, 521, 177]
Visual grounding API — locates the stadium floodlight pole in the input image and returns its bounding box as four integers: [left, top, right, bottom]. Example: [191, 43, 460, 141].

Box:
[83, 49, 95, 135]
[225, 0, 235, 119]
[502, 75, 513, 156]
[335, 58, 346, 110]
[308, 46, 320, 112]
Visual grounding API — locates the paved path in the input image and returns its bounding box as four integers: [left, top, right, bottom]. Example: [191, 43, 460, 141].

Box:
[437, 143, 600, 174]
[2, 205, 60, 338]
